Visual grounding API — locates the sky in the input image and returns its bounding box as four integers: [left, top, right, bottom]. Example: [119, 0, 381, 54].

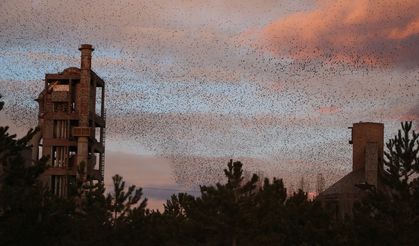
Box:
[1, 0, 418, 209]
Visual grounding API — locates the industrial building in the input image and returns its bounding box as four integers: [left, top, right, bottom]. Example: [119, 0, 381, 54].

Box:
[29, 44, 106, 197]
[317, 122, 389, 218]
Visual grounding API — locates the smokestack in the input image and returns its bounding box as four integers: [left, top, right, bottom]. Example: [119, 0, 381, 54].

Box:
[77, 44, 94, 124]
[79, 44, 94, 70]
[76, 44, 95, 170]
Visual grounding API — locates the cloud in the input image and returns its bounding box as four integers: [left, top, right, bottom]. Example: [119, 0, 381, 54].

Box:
[1, 0, 418, 202]
[317, 106, 341, 114]
[261, 0, 419, 68]
[401, 104, 419, 127]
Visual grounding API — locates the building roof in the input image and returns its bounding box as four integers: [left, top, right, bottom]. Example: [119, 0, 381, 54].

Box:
[317, 169, 365, 199]
[45, 67, 104, 87]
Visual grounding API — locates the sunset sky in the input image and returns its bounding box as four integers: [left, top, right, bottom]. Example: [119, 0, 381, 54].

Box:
[1, 0, 418, 209]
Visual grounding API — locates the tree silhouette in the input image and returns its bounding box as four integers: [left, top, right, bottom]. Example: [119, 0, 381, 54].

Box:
[107, 174, 147, 227]
[3, 92, 415, 246]
[190, 160, 259, 246]
[0, 95, 53, 245]
[384, 121, 419, 196]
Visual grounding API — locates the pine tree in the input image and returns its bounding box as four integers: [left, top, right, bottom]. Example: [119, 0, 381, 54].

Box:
[251, 177, 288, 244]
[106, 174, 147, 227]
[153, 193, 198, 245]
[60, 177, 111, 246]
[180, 160, 259, 246]
[0, 94, 54, 245]
[383, 121, 419, 196]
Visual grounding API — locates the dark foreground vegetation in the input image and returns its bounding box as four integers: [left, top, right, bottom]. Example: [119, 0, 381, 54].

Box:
[1, 96, 419, 246]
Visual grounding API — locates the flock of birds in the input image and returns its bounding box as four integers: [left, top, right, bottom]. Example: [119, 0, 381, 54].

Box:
[1, 0, 418, 191]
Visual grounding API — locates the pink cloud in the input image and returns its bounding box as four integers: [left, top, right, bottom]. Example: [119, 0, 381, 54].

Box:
[105, 151, 174, 187]
[261, 0, 419, 67]
[317, 106, 341, 114]
[399, 114, 419, 121]
[399, 104, 419, 127]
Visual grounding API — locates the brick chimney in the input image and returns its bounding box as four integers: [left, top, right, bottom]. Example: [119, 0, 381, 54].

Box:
[79, 44, 94, 71]
[77, 44, 94, 167]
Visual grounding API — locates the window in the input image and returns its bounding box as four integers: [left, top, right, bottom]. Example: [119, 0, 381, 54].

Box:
[52, 146, 67, 167]
[52, 84, 69, 92]
[53, 120, 69, 138]
[51, 175, 64, 197]
[71, 101, 76, 112]
[37, 138, 43, 160]
[96, 86, 103, 116]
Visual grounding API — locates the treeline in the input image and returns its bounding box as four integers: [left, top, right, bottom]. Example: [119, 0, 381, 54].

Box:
[1, 96, 419, 245]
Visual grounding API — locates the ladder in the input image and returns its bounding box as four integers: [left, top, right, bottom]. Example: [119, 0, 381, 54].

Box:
[99, 110, 106, 182]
